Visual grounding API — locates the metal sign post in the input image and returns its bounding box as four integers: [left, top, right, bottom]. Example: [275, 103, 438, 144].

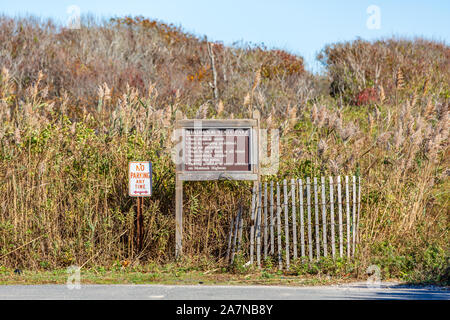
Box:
[129, 161, 152, 251]
[174, 110, 260, 258]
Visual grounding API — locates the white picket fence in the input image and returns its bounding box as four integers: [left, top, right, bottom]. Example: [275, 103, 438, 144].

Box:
[226, 175, 362, 269]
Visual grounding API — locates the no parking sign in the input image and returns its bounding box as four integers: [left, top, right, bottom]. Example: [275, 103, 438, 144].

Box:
[129, 161, 152, 197]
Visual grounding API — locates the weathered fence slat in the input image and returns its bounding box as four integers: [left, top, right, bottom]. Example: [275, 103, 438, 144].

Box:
[314, 177, 320, 260]
[321, 176, 328, 257]
[226, 214, 234, 262]
[291, 179, 298, 260]
[236, 205, 244, 258]
[329, 176, 336, 259]
[250, 184, 256, 264]
[352, 175, 357, 258]
[356, 176, 361, 245]
[337, 176, 343, 258]
[306, 177, 313, 262]
[270, 181, 275, 255]
[283, 179, 290, 269]
[298, 179, 306, 258]
[345, 176, 351, 258]
[264, 182, 268, 260]
[256, 183, 262, 267]
[276, 182, 282, 269]
[230, 206, 241, 263]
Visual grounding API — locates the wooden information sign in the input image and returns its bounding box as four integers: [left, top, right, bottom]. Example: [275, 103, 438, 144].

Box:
[174, 111, 261, 257]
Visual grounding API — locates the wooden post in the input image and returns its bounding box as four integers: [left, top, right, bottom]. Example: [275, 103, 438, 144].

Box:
[298, 179, 305, 259]
[356, 176, 361, 246]
[254, 109, 261, 184]
[306, 177, 313, 262]
[345, 176, 351, 258]
[249, 184, 256, 265]
[270, 181, 274, 255]
[314, 177, 320, 260]
[256, 182, 262, 267]
[254, 109, 261, 266]
[175, 175, 183, 258]
[291, 179, 298, 260]
[337, 176, 343, 258]
[226, 214, 234, 262]
[329, 177, 336, 259]
[321, 177, 327, 258]
[352, 175, 357, 258]
[283, 179, 290, 269]
[276, 182, 282, 270]
[264, 182, 268, 260]
[175, 111, 183, 259]
[236, 205, 244, 258]
[231, 206, 241, 263]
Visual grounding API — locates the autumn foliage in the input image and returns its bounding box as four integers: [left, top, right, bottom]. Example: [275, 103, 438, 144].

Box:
[0, 15, 448, 284]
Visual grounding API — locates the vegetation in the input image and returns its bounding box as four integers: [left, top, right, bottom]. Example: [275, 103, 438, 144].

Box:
[0, 15, 448, 285]
[0, 262, 346, 286]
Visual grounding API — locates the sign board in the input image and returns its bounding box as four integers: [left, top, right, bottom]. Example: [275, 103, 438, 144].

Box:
[174, 111, 261, 258]
[129, 161, 152, 197]
[184, 128, 251, 172]
[176, 119, 259, 181]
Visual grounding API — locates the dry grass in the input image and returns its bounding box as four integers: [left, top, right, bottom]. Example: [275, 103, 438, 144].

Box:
[0, 15, 448, 284]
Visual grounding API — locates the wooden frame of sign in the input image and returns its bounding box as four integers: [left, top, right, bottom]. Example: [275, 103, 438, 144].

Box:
[174, 110, 261, 258]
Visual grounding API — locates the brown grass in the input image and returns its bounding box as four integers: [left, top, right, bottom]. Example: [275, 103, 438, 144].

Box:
[0, 15, 448, 283]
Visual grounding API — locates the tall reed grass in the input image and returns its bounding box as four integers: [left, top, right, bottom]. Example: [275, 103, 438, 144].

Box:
[0, 15, 448, 283]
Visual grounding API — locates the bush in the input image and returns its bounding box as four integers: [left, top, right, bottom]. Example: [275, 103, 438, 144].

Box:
[0, 16, 448, 285]
[318, 37, 450, 105]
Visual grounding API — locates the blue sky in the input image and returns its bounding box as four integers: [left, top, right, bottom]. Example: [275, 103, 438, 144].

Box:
[1, 0, 449, 73]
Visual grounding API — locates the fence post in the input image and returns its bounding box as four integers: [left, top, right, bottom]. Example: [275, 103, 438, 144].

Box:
[226, 214, 234, 262]
[306, 177, 313, 262]
[256, 183, 262, 267]
[291, 179, 298, 260]
[314, 177, 320, 260]
[356, 176, 361, 246]
[270, 181, 275, 255]
[249, 184, 256, 265]
[298, 179, 305, 259]
[276, 182, 282, 270]
[231, 206, 241, 263]
[283, 179, 290, 269]
[264, 182, 268, 260]
[352, 176, 357, 258]
[329, 176, 336, 259]
[236, 205, 244, 259]
[337, 176, 343, 258]
[345, 176, 351, 259]
[321, 176, 328, 257]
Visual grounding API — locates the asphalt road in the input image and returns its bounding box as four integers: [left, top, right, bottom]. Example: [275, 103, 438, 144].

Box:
[0, 282, 448, 300]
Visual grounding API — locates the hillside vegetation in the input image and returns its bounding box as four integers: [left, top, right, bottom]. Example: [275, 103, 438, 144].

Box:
[0, 16, 448, 284]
